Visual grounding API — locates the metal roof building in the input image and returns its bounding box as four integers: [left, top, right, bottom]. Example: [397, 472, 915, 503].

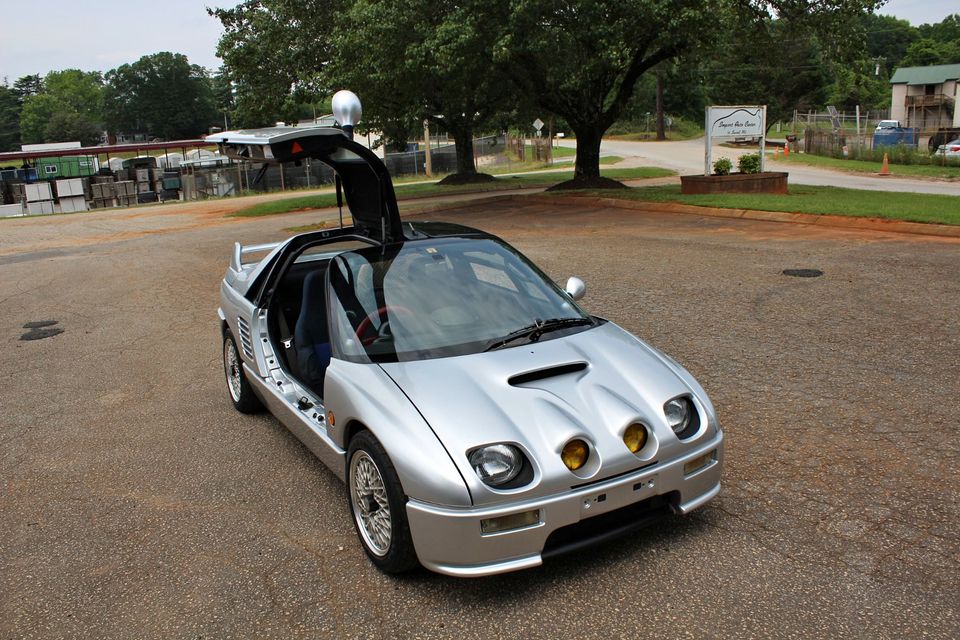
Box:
[889, 64, 960, 131]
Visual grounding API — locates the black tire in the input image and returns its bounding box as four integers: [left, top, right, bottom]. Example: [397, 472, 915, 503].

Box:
[347, 430, 419, 573]
[223, 330, 263, 414]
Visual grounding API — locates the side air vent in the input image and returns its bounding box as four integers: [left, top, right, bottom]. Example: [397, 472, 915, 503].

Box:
[236, 316, 254, 359]
[508, 362, 588, 386]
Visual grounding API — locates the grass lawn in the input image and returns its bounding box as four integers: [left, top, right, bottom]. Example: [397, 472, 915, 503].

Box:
[562, 184, 960, 226]
[770, 153, 960, 180]
[606, 116, 704, 141]
[523, 144, 576, 158]
[232, 166, 674, 217]
[486, 153, 621, 175]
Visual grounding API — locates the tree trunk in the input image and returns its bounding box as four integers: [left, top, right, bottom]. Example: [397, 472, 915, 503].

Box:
[655, 74, 666, 141]
[573, 125, 602, 179]
[450, 125, 477, 177]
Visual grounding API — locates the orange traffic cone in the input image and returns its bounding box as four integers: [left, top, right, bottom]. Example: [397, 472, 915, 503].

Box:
[879, 153, 890, 176]
[784, 144, 790, 157]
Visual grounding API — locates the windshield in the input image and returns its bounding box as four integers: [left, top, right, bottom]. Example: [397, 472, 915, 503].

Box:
[327, 237, 592, 362]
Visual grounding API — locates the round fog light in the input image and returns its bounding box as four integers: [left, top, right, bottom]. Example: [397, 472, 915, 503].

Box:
[561, 439, 589, 471]
[623, 423, 648, 453]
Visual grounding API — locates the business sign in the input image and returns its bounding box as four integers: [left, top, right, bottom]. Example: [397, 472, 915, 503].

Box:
[704, 105, 767, 176]
[708, 106, 765, 138]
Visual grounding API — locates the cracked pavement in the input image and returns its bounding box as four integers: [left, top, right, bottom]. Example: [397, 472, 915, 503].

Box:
[1, 196, 958, 639]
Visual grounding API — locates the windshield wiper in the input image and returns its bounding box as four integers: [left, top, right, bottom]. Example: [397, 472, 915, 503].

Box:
[483, 317, 594, 352]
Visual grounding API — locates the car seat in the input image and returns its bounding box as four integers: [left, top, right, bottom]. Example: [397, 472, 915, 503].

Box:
[294, 269, 332, 398]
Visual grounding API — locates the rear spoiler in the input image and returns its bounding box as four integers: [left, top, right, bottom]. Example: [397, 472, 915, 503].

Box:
[231, 241, 282, 273]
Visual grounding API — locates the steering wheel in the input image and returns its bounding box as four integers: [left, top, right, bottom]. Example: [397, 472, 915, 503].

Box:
[355, 305, 414, 346]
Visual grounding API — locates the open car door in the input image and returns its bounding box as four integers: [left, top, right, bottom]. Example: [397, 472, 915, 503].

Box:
[206, 127, 403, 244]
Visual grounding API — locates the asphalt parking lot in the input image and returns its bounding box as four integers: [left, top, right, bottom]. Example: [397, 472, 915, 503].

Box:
[1, 197, 958, 639]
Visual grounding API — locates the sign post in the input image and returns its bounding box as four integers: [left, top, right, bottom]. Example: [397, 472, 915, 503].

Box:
[704, 106, 767, 176]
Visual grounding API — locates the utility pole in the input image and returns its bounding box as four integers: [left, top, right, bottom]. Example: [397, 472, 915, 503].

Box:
[547, 116, 554, 165]
[655, 74, 666, 141]
[423, 119, 432, 177]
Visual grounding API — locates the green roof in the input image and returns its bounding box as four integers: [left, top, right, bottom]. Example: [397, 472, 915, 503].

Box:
[890, 64, 960, 85]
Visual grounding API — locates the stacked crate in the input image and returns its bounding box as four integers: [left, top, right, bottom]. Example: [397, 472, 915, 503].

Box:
[133, 167, 158, 203]
[23, 182, 55, 215]
[116, 181, 137, 207]
[91, 179, 116, 209]
[55, 178, 88, 213]
[160, 172, 181, 201]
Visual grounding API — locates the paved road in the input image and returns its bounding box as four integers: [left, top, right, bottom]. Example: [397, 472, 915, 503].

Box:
[1, 199, 958, 638]
[560, 137, 960, 196]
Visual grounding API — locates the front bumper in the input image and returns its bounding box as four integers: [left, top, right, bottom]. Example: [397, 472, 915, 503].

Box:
[406, 431, 723, 577]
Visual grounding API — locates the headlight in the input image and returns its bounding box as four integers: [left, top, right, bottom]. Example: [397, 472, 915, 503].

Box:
[665, 397, 701, 439]
[469, 444, 522, 486]
[664, 397, 694, 436]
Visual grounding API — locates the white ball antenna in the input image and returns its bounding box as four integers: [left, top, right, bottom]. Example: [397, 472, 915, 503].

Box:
[332, 90, 362, 139]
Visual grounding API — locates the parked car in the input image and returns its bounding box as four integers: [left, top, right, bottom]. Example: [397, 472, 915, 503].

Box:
[875, 119, 901, 132]
[934, 138, 960, 159]
[210, 122, 723, 577]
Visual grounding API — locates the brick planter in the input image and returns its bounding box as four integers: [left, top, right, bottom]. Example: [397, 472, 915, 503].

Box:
[680, 171, 788, 195]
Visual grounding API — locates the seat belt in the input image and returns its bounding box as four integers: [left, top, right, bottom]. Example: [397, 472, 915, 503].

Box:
[274, 307, 301, 380]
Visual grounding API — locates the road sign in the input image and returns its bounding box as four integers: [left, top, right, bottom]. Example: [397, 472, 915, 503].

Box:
[533, 118, 544, 131]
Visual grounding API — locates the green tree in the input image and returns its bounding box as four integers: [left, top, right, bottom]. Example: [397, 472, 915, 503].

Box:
[709, 20, 832, 128]
[103, 52, 218, 139]
[0, 83, 21, 151]
[211, 1, 338, 127]
[12, 74, 44, 103]
[15, 70, 105, 145]
[860, 13, 917, 72]
[43, 111, 101, 146]
[43, 69, 104, 121]
[210, 68, 235, 130]
[900, 38, 960, 67]
[19, 94, 60, 144]
[917, 13, 960, 43]
[498, 0, 883, 184]
[328, 0, 516, 178]
[825, 64, 889, 111]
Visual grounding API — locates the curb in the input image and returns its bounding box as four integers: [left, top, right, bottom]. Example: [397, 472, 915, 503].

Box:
[408, 192, 960, 239]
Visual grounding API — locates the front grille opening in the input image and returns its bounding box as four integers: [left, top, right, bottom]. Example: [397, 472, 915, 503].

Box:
[541, 492, 678, 560]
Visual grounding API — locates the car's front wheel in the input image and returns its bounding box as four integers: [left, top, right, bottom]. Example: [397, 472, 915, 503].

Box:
[223, 330, 262, 414]
[347, 431, 418, 573]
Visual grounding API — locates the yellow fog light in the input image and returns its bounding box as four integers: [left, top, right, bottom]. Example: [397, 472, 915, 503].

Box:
[561, 439, 589, 471]
[623, 423, 648, 453]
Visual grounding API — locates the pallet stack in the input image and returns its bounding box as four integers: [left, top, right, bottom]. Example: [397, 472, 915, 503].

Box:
[90, 180, 116, 209]
[116, 181, 136, 207]
[55, 178, 88, 213]
[23, 182, 55, 215]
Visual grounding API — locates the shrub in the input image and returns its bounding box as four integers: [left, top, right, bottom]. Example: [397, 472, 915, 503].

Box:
[738, 153, 761, 174]
[713, 157, 732, 175]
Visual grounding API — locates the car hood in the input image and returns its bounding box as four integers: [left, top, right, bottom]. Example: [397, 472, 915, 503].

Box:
[379, 321, 718, 506]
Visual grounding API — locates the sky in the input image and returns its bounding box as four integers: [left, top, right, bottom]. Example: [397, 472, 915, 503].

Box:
[1, 0, 958, 82]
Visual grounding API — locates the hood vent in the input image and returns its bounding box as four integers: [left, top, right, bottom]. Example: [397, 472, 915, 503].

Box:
[509, 362, 587, 387]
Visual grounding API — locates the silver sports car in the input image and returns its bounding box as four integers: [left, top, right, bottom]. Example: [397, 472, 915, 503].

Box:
[212, 125, 723, 577]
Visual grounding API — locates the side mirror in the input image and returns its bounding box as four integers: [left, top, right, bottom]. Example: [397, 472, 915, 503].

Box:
[565, 276, 586, 301]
